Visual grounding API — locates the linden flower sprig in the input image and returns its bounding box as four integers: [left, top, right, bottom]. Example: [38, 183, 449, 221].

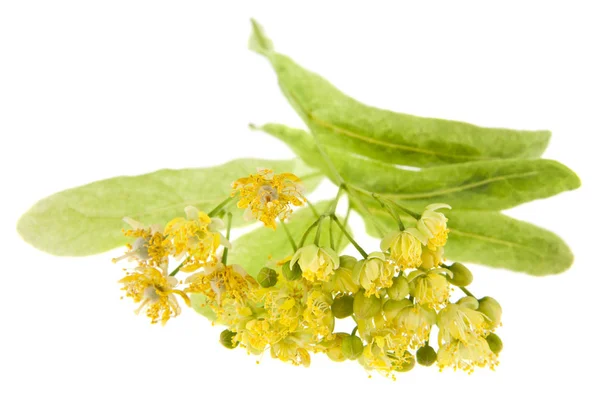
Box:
[112, 170, 504, 377]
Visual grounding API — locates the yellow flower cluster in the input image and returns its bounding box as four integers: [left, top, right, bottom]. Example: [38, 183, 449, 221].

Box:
[111, 170, 503, 377]
[113, 206, 228, 324]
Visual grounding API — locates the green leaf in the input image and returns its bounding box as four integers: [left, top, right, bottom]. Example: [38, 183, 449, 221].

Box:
[228, 201, 349, 278]
[356, 204, 573, 275]
[256, 123, 580, 211]
[249, 20, 551, 168]
[17, 158, 323, 256]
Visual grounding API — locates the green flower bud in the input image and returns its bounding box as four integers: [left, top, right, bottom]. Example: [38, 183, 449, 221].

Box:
[341, 335, 364, 360]
[282, 260, 302, 281]
[446, 262, 473, 287]
[387, 275, 410, 300]
[353, 290, 382, 319]
[257, 267, 278, 288]
[220, 329, 238, 349]
[478, 296, 502, 329]
[457, 296, 479, 310]
[339, 255, 358, 270]
[396, 351, 416, 372]
[331, 294, 354, 319]
[485, 333, 503, 354]
[383, 298, 412, 321]
[416, 345, 437, 366]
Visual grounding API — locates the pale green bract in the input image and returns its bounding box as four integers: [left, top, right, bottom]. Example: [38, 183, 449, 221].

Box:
[254, 123, 580, 211]
[17, 158, 322, 256]
[249, 19, 551, 168]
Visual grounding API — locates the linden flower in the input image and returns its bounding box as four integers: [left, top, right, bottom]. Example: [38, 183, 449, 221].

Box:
[360, 330, 411, 375]
[417, 204, 451, 250]
[380, 228, 428, 270]
[164, 206, 227, 271]
[113, 217, 168, 266]
[290, 244, 340, 282]
[303, 290, 335, 341]
[239, 318, 290, 355]
[408, 268, 451, 309]
[231, 168, 305, 229]
[437, 333, 498, 373]
[437, 303, 488, 344]
[396, 303, 437, 348]
[119, 265, 190, 325]
[185, 263, 257, 306]
[355, 252, 395, 297]
[271, 332, 313, 367]
[263, 277, 304, 330]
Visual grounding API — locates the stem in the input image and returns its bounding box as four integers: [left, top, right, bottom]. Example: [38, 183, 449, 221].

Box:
[345, 187, 386, 238]
[222, 212, 233, 265]
[169, 257, 189, 277]
[208, 196, 235, 217]
[281, 222, 298, 251]
[328, 217, 335, 251]
[305, 199, 319, 218]
[460, 286, 475, 298]
[332, 215, 368, 259]
[329, 185, 346, 214]
[351, 326, 358, 337]
[299, 217, 323, 247]
[336, 204, 351, 248]
[386, 198, 421, 220]
[314, 218, 324, 245]
[372, 194, 405, 231]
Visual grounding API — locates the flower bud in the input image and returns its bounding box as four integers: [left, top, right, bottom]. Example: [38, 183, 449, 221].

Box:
[220, 329, 238, 349]
[353, 290, 382, 319]
[485, 333, 503, 355]
[396, 351, 416, 372]
[416, 345, 437, 366]
[446, 262, 473, 287]
[383, 298, 412, 321]
[331, 294, 354, 319]
[341, 335, 364, 360]
[282, 260, 302, 281]
[478, 297, 502, 329]
[257, 267, 278, 288]
[387, 275, 410, 300]
[457, 296, 479, 310]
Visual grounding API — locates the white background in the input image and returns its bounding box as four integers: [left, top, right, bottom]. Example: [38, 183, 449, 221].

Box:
[1, 1, 599, 395]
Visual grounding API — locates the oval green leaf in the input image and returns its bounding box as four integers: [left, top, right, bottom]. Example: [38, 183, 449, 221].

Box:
[256, 123, 580, 211]
[17, 158, 323, 256]
[250, 20, 551, 168]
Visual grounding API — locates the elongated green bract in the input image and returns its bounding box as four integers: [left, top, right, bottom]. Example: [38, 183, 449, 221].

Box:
[250, 20, 551, 168]
[357, 203, 573, 275]
[17, 158, 322, 256]
[255, 123, 580, 211]
[228, 202, 349, 278]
